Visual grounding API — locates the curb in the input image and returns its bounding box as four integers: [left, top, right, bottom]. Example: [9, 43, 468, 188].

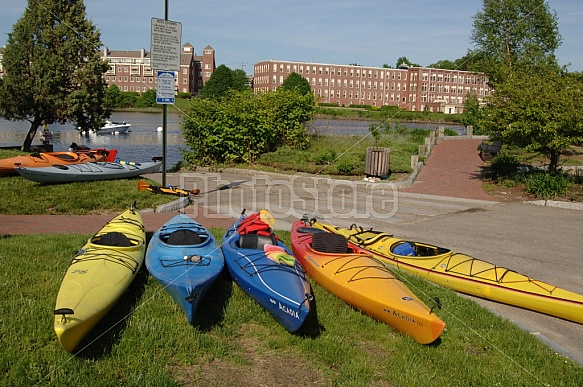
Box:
[525, 200, 583, 211]
[155, 197, 190, 213]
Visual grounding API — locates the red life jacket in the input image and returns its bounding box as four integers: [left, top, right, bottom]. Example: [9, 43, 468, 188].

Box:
[237, 213, 279, 240]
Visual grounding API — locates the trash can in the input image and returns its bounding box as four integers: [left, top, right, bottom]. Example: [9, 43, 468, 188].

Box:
[365, 147, 390, 178]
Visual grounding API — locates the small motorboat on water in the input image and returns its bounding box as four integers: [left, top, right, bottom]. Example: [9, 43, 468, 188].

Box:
[77, 120, 131, 135]
[97, 120, 131, 135]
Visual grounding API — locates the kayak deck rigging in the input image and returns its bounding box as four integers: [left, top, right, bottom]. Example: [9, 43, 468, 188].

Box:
[234, 250, 306, 277]
[71, 248, 141, 273]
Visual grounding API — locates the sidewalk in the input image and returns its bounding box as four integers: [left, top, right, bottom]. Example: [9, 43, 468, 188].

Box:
[400, 138, 496, 201]
[0, 137, 494, 235]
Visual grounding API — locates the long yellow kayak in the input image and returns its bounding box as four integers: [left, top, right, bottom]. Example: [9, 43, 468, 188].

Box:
[310, 219, 583, 325]
[291, 220, 445, 344]
[54, 205, 146, 352]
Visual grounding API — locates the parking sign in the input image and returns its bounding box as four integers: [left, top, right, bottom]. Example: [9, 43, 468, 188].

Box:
[156, 70, 175, 104]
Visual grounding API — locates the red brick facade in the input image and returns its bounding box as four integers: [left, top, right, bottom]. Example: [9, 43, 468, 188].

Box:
[253, 60, 491, 113]
[101, 43, 215, 96]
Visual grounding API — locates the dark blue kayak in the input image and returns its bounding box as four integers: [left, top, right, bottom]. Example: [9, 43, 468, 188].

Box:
[221, 213, 312, 332]
[145, 214, 224, 324]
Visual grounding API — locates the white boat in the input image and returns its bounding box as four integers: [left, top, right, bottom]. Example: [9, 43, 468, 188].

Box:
[96, 121, 132, 135]
[77, 120, 131, 135]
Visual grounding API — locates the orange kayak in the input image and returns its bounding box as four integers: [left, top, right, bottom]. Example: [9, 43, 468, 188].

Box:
[0, 151, 106, 177]
[291, 219, 445, 344]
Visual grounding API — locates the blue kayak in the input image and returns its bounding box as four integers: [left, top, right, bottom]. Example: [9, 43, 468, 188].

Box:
[145, 214, 225, 324]
[221, 213, 312, 332]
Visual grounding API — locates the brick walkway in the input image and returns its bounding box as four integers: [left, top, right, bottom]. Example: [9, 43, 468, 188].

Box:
[401, 138, 496, 201]
[0, 206, 235, 235]
[0, 138, 495, 235]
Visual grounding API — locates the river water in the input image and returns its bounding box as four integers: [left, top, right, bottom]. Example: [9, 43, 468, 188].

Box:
[0, 112, 465, 170]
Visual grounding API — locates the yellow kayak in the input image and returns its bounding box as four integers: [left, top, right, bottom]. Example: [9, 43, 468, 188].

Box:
[310, 219, 583, 325]
[291, 220, 445, 344]
[54, 205, 146, 352]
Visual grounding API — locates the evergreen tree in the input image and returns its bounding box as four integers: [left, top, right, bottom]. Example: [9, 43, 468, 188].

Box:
[0, 0, 110, 150]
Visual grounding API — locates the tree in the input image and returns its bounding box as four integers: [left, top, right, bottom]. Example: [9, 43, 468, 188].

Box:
[231, 69, 251, 92]
[461, 93, 483, 133]
[200, 65, 234, 99]
[0, 0, 110, 150]
[427, 60, 457, 70]
[479, 70, 583, 174]
[104, 84, 123, 109]
[135, 89, 157, 108]
[280, 72, 312, 96]
[470, 0, 561, 81]
[395, 57, 420, 68]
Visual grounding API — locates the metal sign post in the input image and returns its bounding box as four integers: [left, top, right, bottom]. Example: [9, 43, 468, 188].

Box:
[150, 10, 181, 187]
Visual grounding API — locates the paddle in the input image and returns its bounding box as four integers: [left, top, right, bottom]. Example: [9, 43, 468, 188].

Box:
[137, 181, 200, 196]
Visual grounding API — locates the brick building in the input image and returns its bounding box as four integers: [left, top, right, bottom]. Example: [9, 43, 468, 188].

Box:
[101, 43, 215, 95]
[253, 60, 491, 113]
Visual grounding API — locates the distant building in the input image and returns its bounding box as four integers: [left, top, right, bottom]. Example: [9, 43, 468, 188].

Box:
[101, 43, 216, 95]
[253, 60, 491, 113]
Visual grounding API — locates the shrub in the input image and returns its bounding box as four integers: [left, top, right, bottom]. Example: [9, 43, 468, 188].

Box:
[410, 128, 429, 142]
[488, 154, 520, 181]
[336, 159, 355, 175]
[314, 149, 337, 165]
[176, 92, 192, 99]
[525, 173, 570, 199]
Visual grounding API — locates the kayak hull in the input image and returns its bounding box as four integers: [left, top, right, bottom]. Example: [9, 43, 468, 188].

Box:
[221, 214, 312, 333]
[15, 160, 161, 183]
[311, 220, 583, 325]
[145, 214, 225, 324]
[291, 221, 445, 344]
[54, 206, 146, 352]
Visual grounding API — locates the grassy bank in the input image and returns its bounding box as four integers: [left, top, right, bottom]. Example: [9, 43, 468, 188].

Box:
[1, 231, 581, 386]
[200, 127, 439, 179]
[0, 153, 174, 215]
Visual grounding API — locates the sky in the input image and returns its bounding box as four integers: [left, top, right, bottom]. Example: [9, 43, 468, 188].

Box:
[1, 0, 582, 73]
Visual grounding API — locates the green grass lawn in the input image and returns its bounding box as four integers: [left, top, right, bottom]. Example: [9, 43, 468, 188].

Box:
[1, 230, 581, 386]
[0, 152, 176, 215]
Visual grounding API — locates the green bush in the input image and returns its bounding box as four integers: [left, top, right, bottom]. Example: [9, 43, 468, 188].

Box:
[525, 172, 570, 199]
[176, 92, 192, 99]
[314, 149, 337, 165]
[410, 128, 429, 142]
[336, 159, 356, 175]
[488, 154, 520, 181]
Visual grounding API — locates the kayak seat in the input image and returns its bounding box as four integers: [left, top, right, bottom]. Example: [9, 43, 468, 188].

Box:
[94, 232, 133, 247]
[311, 233, 349, 254]
[166, 229, 202, 245]
[392, 242, 416, 256]
[238, 234, 275, 250]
